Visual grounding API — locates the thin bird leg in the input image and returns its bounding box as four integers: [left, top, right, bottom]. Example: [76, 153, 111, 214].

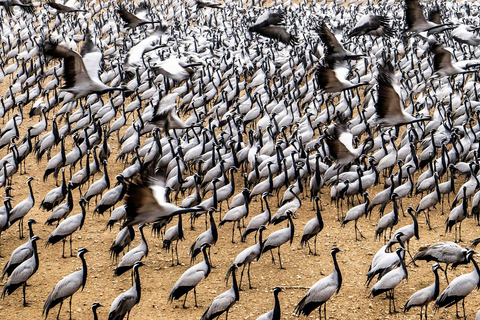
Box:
[171, 245, 175, 267]
[57, 301, 63, 319]
[239, 264, 246, 290]
[70, 234, 73, 257]
[444, 264, 450, 284]
[247, 263, 252, 289]
[194, 287, 198, 308]
[270, 250, 275, 264]
[69, 295, 72, 320]
[231, 222, 235, 243]
[314, 234, 317, 255]
[458, 222, 463, 242]
[462, 298, 466, 320]
[277, 247, 284, 269]
[182, 292, 188, 308]
[62, 239, 66, 258]
[323, 303, 327, 320]
[175, 240, 180, 265]
[22, 282, 27, 307]
[392, 289, 397, 313]
[306, 240, 312, 254]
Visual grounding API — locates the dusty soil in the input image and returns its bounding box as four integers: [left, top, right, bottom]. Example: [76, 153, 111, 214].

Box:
[0, 110, 479, 320]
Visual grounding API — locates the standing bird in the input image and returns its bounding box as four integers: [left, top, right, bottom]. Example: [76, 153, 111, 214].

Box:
[190, 209, 218, 264]
[434, 250, 479, 319]
[108, 261, 145, 320]
[241, 192, 272, 242]
[123, 174, 203, 227]
[341, 192, 369, 241]
[294, 248, 342, 319]
[262, 210, 295, 269]
[201, 263, 239, 320]
[114, 224, 148, 277]
[374, 64, 431, 128]
[46, 199, 87, 258]
[43, 41, 130, 100]
[370, 247, 408, 314]
[169, 243, 211, 308]
[256, 286, 284, 320]
[8, 176, 35, 239]
[300, 196, 324, 255]
[413, 242, 469, 283]
[163, 215, 184, 266]
[2, 219, 37, 279]
[91, 302, 103, 320]
[248, 10, 297, 45]
[228, 225, 268, 290]
[404, 263, 443, 320]
[43, 248, 89, 320]
[1, 235, 40, 306]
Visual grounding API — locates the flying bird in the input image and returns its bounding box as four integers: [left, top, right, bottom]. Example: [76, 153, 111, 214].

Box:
[248, 10, 298, 46]
[348, 15, 395, 38]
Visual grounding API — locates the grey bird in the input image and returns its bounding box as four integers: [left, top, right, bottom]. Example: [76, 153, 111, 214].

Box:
[108, 261, 145, 320]
[201, 263, 239, 320]
[294, 248, 342, 319]
[256, 286, 284, 320]
[404, 263, 442, 320]
[43, 248, 89, 319]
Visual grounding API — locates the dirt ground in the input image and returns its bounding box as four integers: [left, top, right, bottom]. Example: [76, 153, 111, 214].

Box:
[0, 111, 479, 320]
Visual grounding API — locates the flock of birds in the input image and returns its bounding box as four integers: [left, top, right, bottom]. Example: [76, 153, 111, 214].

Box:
[4, 0, 480, 319]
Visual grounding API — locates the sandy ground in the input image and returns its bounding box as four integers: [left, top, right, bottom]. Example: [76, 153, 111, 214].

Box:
[0, 110, 479, 320]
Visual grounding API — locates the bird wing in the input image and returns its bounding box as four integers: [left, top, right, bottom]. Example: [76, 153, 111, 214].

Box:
[204, 290, 235, 318]
[405, 0, 428, 29]
[252, 10, 284, 28]
[117, 7, 143, 25]
[176, 267, 207, 287]
[375, 65, 403, 120]
[431, 44, 453, 72]
[44, 42, 91, 89]
[306, 275, 337, 303]
[48, 271, 83, 302]
[315, 66, 341, 92]
[252, 26, 297, 45]
[52, 214, 82, 236]
[427, 6, 441, 24]
[46, 1, 72, 12]
[81, 35, 103, 81]
[109, 289, 136, 318]
[7, 257, 35, 284]
[316, 22, 345, 56]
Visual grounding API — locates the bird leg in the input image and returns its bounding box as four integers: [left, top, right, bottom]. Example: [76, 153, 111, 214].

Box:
[314, 235, 318, 255]
[277, 247, 284, 269]
[239, 264, 246, 291]
[175, 240, 180, 265]
[62, 239, 67, 258]
[270, 250, 275, 264]
[70, 234, 74, 257]
[194, 287, 198, 308]
[22, 282, 27, 307]
[231, 222, 235, 243]
[69, 295, 72, 320]
[18, 218, 24, 239]
[57, 301, 63, 319]
[182, 292, 188, 308]
[171, 245, 175, 267]
[444, 264, 450, 284]
[247, 263, 253, 289]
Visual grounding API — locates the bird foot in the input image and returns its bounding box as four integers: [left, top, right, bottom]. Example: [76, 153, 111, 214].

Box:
[389, 310, 399, 314]
[23, 302, 30, 307]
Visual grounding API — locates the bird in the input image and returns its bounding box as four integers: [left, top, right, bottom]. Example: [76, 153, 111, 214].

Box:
[123, 174, 203, 227]
[434, 249, 479, 319]
[0, 0, 34, 16]
[341, 192, 369, 241]
[315, 62, 368, 93]
[348, 15, 395, 37]
[110, 226, 135, 261]
[163, 215, 184, 266]
[190, 209, 218, 264]
[404, 263, 442, 320]
[2, 219, 37, 280]
[46, 199, 87, 258]
[261, 210, 294, 269]
[91, 302, 103, 320]
[116, 5, 164, 28]
[152, 58, 203, 82]
[386, 206, 419, 260]
[46, 1, 86, 13]
[228, 225, 268, 290]
[108, 261, 145, 320]
[370, 247, 408, 314]
[8, 176, 35, 239]
[42, 41, 129, 100]
[413, 242, 469, 283]
[300, 196, 324, 255]
[43, 248, 89, 320]
[404, 0, 452, 34]
[294, 248, 342, 319]
[374, 64, 431, 127]
[430, 42, 480, 78]
[241, 192, 272, 242]
[248, 10, 297, 45]
[169, 243, 211, 308]
[1, 235, 40, 306]
[256, 286, 284, 320]
[114, 224, 148, 277]
[326, 123, 372, 169]
[201, 263, 239, 320]
[316, 22, 364, 63]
